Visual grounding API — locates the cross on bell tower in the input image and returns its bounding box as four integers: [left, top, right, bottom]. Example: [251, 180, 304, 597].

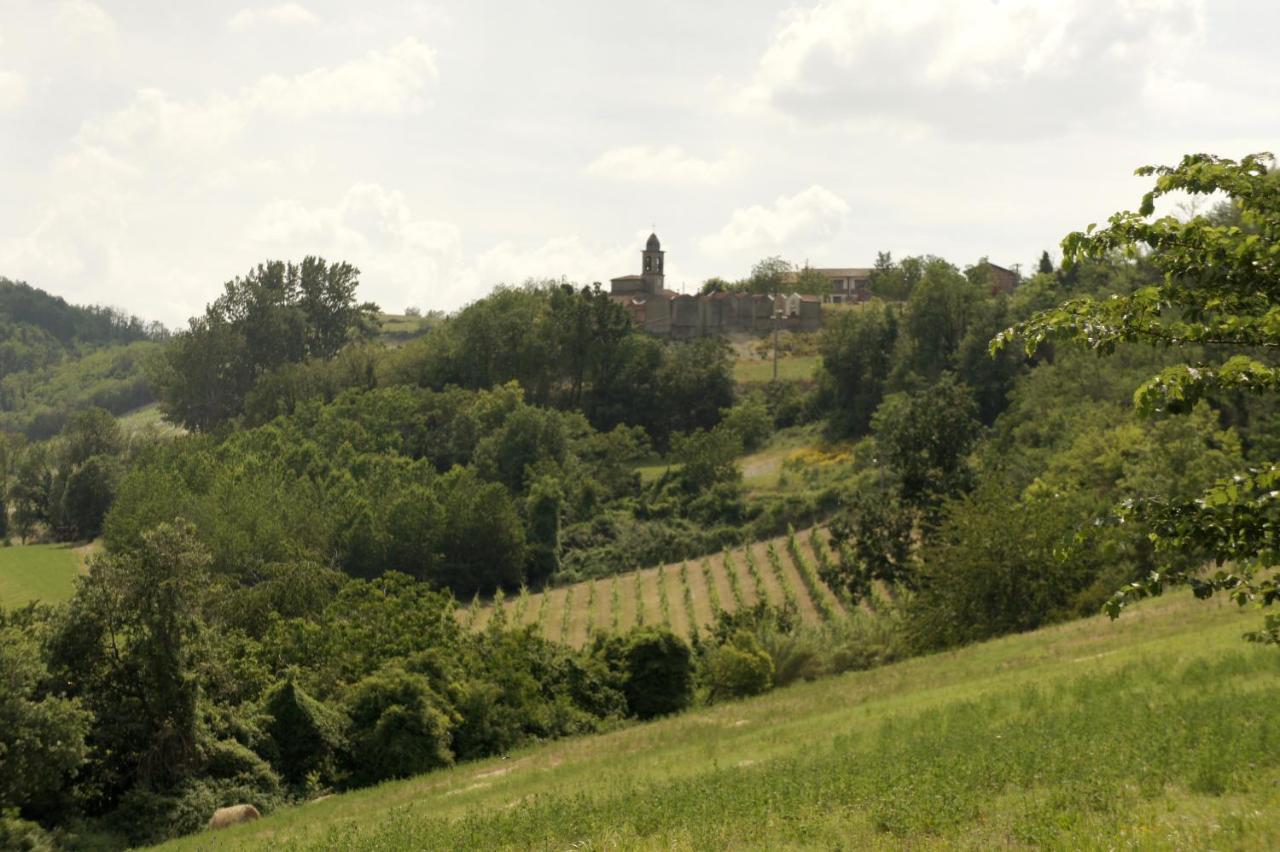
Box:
[642, 231, 665, 294]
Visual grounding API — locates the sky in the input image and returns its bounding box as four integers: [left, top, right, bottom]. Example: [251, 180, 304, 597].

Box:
[1, 0, 1277, 327]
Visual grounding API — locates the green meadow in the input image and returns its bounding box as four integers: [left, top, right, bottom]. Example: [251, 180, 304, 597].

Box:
[162, 591, 1280, 851]
[733, 353, 821, 384]
[0, 543, 84, 607]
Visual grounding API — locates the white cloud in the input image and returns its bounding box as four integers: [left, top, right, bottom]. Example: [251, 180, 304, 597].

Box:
[700, 186, 850, 257]
[246, 186, 660, 312]
[465, 235, 643, 293]
[77, 38, 438, 161]
[246, 38, 438, 118]
[0, 70, 27, 111]
[55, 0, 118, 48]
[228, 4, 319, 31]
[585, 145, 747, 185]
[247, 183, 464, 312]
[739, 0, 1205, 137]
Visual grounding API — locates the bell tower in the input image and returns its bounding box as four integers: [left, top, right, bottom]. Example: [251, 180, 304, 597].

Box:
[641, 232, 665, 294]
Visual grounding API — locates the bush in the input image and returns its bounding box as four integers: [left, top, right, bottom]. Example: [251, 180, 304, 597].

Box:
[593, 627, 695, 720]
[0, 811, 55, 852]
[719, 393, 773, 452]
[343, 667, 457, 786]
[704, 630, 774, 701]
[260, 677, 348, 789]
[907, 481, 1102, 652]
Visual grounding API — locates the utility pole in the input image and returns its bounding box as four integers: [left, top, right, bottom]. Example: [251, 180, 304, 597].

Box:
[772, 305, 782, 382]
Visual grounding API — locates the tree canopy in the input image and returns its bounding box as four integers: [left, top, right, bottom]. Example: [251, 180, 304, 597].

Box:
[994, 152, 1280, 640]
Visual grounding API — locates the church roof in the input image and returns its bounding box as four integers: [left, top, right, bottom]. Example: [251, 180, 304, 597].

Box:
[646, 232, 661, 251]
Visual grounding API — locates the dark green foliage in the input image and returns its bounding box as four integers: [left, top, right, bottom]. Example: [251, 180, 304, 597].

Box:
[45, 522, 211, 803]
[907, 481, 1103, 651]
[719, 392, 773, 452]
[343, 668, 456, 786]
[152, 257, 378, 431]
[59, 455, 117, 539]
[826, 489, 916, 601]
[1037, 250, 1054, 275]
[671, 425, 743, 495]
[593, 627, 695, 719]
[871, 375, 980, 509]
[435, 467, 528, 595]
[0, 626, 90, 813]
[260, 678, 348, 788]
[818, 302, 898, 436]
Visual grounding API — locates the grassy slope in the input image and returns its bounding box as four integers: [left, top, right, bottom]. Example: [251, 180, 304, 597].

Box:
[0, 542, 85, 607]
[164, 592, 1280, 851]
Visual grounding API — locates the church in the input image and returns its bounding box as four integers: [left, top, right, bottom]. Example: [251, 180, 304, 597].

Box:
[607, 233, 821, 338]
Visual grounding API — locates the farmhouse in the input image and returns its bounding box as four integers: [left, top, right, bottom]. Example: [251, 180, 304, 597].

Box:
[608, 233, 822, 338]
[789, 267, 874, 304]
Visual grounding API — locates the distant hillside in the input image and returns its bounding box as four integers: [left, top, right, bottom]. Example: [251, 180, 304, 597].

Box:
[0, 277, 165, 438]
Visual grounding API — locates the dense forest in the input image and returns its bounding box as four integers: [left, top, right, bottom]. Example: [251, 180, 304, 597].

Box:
[0, 278, 164, 440]
[2, 154, 1279, 848]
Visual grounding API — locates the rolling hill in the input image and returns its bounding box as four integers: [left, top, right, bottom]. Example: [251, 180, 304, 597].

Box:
[159, 589, 1280, 850]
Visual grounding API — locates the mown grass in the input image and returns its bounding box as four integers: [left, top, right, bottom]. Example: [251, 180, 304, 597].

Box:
[162, 592, 1280, 850]
[0, 542, 84, 607]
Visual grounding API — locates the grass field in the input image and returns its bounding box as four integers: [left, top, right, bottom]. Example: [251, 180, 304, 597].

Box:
[0, 542, 87, 607]
[117, 403, 185, 437]
[733, 354, 820, 384]
[161, 590, 1280, 851]
[461, 528, 844, 647]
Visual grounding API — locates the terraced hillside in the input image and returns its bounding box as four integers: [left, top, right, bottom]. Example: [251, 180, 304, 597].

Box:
[460, 527, 847, 646]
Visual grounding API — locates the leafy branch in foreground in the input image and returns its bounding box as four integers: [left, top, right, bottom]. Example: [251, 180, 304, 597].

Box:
[994, 152, 1280, 641]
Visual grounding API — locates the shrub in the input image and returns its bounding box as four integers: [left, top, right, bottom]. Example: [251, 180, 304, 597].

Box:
[260, 677, 348, 789]
[343, 668, 456, 786]
[593, 627, 695, 720]
[705, 630, 774, 701]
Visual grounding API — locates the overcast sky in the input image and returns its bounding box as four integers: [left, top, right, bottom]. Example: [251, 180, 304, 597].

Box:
[1, 0, 1276, 326]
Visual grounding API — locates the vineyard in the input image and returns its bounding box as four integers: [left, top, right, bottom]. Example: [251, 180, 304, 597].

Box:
[460, 527, 847, 647]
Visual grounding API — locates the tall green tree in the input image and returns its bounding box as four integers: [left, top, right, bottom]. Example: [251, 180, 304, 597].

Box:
[0, 626, 90, 815]
[993, 152, 1280, 641]
[818, 302, 899, 436]
[153, 258, 378, 431]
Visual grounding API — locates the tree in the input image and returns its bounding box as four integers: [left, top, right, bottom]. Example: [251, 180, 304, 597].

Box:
[819, 302, 899, 436]
[592, 627, 694, 719]
[60, 454, 117, 539]
[260, 677, 347, 789]
[1037, 250, 1054, 275]
[747, 256, 792, 296]
[153, 258, 379, 430]
[826, 489, 916, 602]
[343, 667, 455, 785]
[9, 445, 52, 543]
[672, 425, 743, 495]
[907, 481, 1102, 651]
[46, 521, 213, 802]
[992, 152, 1280, 641]
[792, 266, 832, 298]
[0, 627, 90, 814]
[903, 259, 978, 381]
[871, 375, 981, 510]
[699, 276, 730, 295]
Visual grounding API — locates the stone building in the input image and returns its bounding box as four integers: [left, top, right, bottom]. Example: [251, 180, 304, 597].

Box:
[608, 233, 821, 338]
